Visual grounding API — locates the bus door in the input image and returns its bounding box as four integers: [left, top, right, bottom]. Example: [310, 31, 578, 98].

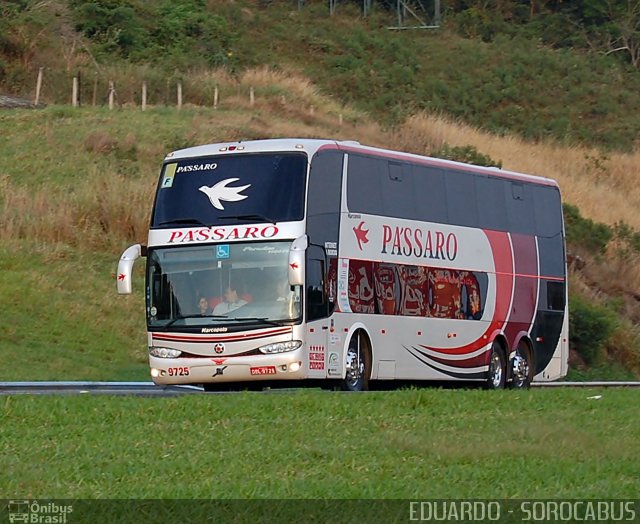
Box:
[305, 245, 334, 379]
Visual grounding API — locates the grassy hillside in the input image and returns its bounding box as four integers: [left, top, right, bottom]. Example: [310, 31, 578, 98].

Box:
[1, 73, 639, 380]
[2, 1, 640, 150]
[1, 1, 640, 380]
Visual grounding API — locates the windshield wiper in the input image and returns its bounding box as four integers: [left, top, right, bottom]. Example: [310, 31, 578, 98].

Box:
[163, 314, 228, 328]
[233, 317, 286, 327]
[219, 214, 277, 224]
[158, 217, 210, 227]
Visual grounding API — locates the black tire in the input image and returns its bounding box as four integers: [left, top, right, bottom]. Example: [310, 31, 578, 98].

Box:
[342, 332, 370, 392]
[509, 341, 534, 389]
[485, 341, 506, 389]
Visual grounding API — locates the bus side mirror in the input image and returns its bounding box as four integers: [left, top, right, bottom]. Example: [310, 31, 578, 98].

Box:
[288, 235, 307, 287]
[117, 244, 146, 295]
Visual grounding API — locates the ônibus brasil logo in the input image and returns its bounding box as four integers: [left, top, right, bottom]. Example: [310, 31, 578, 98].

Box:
[8, 500, 73, 523]
[353, 221, 369, 250]
[198, 178, 250, 210]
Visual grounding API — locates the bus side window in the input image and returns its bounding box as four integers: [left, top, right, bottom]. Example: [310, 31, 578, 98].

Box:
[306, 248, 328, 321]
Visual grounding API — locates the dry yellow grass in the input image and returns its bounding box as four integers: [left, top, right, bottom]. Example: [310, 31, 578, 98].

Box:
[1, 66, 638, 371]
[0, 172, 152, 252]
[2, 67, 639, 250]
[393, 112, 640, 312]
[396, 113, 640, 231]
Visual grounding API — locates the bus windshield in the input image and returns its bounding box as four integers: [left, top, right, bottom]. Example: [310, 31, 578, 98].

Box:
[147, 241, 302, 328]
[152, 152, 307, 227]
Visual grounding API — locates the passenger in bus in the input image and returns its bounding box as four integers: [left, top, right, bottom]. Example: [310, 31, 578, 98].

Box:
[212, 284, 248, 314]
[197, 296, 212, 315]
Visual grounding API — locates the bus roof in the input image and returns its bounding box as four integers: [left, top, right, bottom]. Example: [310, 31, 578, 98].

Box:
[165, 138, 559, 188]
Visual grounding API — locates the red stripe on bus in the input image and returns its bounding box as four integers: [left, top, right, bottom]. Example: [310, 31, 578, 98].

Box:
[152, 327, 292, 344]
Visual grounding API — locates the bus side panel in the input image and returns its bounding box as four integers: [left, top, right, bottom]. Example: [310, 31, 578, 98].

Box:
[503, 233, 539, 352]
[531, 229, 567, 377]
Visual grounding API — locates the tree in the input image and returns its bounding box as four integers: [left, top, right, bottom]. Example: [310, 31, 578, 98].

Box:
[604, 0, 640, 68]
[581, 0, 640, 68]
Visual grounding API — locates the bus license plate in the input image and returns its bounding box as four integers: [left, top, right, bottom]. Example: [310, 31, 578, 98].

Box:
[250, 366, 276, 376]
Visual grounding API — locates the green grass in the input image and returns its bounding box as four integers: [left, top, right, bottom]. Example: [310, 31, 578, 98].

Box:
[0, 240, 149, 381]
[0, 107, 636, 382]
[0, 106, 212, 188]
[1, 388, 638, 499]
[565, 363, 638, 382]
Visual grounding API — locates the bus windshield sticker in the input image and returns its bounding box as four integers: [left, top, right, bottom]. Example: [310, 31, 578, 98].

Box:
[198, 178, 251, 210]
[216, 245, 230, 259]
[161, 163, 177, 189]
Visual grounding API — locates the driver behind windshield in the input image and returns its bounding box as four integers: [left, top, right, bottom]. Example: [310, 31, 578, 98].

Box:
[212, 284, 248, 314]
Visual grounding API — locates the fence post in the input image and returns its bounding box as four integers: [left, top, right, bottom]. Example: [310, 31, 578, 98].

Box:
[214, 85, 219, 109]
[250, 86, 255, 107]
[142, 81, 147, 111]
[108, 81, 115, 110]
[34, 67, 43, 106]
[177, 82, 182, 110]
[72, 77, 78, 107]
[92, 73, 98, 107]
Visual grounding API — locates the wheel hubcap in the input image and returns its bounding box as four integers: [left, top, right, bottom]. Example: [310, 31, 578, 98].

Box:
[489, 352, 503, 388]
[512, 353, 529, 384]
[345, 344, 363, 388]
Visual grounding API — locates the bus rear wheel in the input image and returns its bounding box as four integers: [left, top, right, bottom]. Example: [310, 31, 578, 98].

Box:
[510, 341, 533, 389]
[342, 332, 370, 392]
[485, 341, 506, 389]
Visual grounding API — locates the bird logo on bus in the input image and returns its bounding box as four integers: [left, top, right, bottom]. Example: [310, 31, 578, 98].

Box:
[353, 221, 369, 250]
[198, 178, 250, 210]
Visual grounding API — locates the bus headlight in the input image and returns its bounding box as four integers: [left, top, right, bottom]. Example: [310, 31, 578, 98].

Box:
[149, 347, 182, 358]
[258, 340, 302, 354]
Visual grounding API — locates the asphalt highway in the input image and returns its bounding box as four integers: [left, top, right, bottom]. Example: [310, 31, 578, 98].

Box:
[1, 380, 639, 395]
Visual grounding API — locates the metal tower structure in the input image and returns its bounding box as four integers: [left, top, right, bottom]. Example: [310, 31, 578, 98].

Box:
[296, 1, 441, 28]
[389, 0, 441, 29]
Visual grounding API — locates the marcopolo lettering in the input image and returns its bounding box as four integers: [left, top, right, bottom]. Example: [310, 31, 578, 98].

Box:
[168, 226, 279, 243]
[381, 224, 458, 261]
[176, 163, 218, 173]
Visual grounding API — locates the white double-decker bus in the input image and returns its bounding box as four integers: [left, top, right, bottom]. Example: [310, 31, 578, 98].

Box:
[117, 138, 568, 391]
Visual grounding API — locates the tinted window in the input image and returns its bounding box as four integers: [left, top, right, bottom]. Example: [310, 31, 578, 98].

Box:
[152, 153, 307, 227]
[306, 246, 328, 321]
[534, 185, 563, 237]
[307, 150, 343, 247]
[538, 236, 566, 278]
[546, 281, 565, 311]
[445, 171, 479, 227]
[506, 181, 535, 234]
[476, 176, 508, 231]
[381, 162, 415, 218]
[347, 154, 385, 215]
[411, 165, 447, 223]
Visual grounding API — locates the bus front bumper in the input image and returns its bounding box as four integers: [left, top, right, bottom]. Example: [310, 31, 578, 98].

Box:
[149, 352, 305, 385]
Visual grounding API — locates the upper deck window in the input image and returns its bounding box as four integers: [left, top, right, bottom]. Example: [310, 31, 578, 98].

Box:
[152, 152, 307, 228]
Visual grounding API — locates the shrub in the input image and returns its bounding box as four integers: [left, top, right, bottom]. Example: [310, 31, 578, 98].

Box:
[431, 144, 502, 168]
[569, 294, 618, 366]
[563, 203, 612, 254]
[613, 221, 640, 254]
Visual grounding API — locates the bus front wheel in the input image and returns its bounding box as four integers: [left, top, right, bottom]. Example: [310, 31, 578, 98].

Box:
[342, 332, 370, 392]
[485, 341, 506, 389]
